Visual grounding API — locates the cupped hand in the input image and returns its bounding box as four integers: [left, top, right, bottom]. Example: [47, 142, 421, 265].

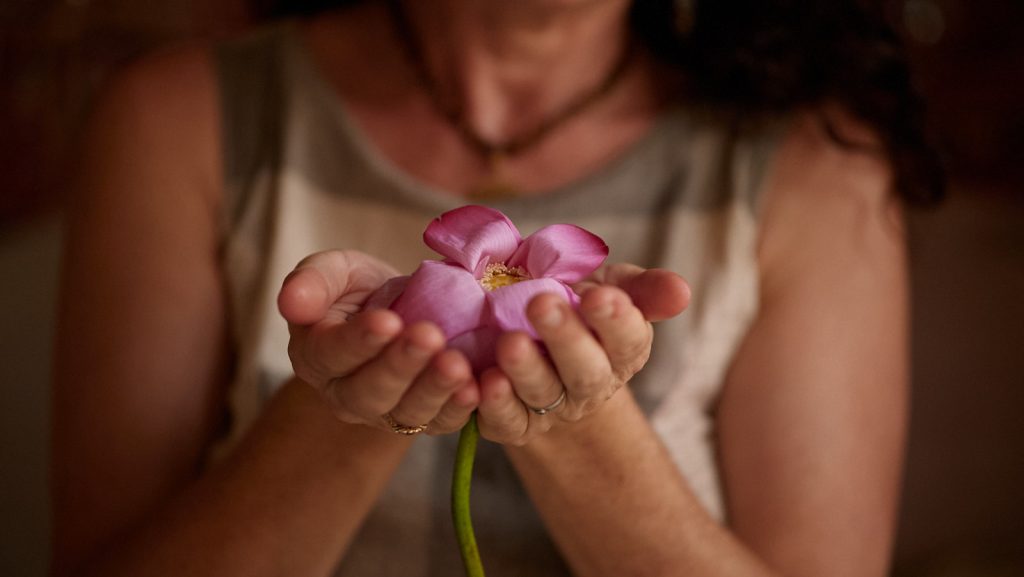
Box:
[278, 250, 479, 435]
[475, 263, 690, 446]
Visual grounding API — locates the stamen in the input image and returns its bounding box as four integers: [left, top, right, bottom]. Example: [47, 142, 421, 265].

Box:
[480, 263, 529, 291]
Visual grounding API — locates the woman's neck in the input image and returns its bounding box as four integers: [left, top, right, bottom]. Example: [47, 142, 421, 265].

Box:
[401, 0, 633, 144]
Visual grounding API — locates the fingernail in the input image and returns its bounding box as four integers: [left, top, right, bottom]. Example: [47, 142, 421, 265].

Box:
[538, 303, 564, 328]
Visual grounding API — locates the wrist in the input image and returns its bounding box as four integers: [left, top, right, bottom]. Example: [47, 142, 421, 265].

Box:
[510, 385, 637, 459]
[273, 378, 416, 460]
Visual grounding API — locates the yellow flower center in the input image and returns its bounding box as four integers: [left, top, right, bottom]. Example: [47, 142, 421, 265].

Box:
[479, 262, 530, 291]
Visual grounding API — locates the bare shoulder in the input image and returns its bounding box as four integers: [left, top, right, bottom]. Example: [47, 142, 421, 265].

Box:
[107, 42, 216, 106]
[773, 105, 892, 191]
[99, 43, 218, 134]
[84, 42, 221, 210]
[718, 106, 910, 577]
[757, 106, 906, 297]
[762, 106, 897, 226]
[54, 44, 232, 575]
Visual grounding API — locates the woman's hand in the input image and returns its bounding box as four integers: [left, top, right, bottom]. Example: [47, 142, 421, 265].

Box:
[476, 264, 690, 445]
[278, 250, 480, 436]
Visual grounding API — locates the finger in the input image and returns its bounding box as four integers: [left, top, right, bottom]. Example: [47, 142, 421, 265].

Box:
[527, 294, 613, 410]
[578, 285, 653, 382]
[278, 250, 399, 325]
[329, 321, 445, 420]
[388, 349, 472, 429]
[429, 384, 479, 435]
[495, 331, 564, 413]
[292, 308, 403, 383]
[622, 268, 690, 321]
[578, 264, 690, 322]
[477, 368, 531, 445]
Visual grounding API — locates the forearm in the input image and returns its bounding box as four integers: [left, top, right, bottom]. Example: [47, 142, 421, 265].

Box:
[65, 378, 411, 577]
[505, 389, 775, 577]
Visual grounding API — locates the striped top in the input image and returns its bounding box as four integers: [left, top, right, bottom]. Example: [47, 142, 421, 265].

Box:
[213, 24, 783, 577]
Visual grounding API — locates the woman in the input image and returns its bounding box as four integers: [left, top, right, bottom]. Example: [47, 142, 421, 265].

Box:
[51, 0, 942, 576]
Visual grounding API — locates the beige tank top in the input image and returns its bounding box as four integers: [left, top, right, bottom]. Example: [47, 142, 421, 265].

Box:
[213, 23, 783, 576]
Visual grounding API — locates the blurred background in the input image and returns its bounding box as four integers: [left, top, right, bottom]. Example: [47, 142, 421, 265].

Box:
[1, 1, 1021, 575]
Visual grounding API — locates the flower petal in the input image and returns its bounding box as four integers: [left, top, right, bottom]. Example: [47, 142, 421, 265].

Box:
[508, 224, 608, 284]
[390, 261, 486, 339]
[423, 205, 522, 276]
[364, 275, 410, 310]
[486, 278, 577, 338]
[448, 326, 501, 374]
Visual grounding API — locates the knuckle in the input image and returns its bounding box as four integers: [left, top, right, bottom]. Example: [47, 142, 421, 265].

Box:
[428, 412, 464, 435]
[508, 358, 548, 387]
[294, 367, 319, 387]
[317, 382, 355, 420]
[614, 340, 651, 380]
[381, 348, 421, 380]
[533, 418, 553, 436]
[559, 403, 586, 422]
[506, 436, 529, 448]
[565, 369, 607, 397]
[290, 348, 323, 387]
[381, 362, 415, 387]
[476, 422, 498, 442]
[560, 380, 617, 422]
[479, 422, 519, 446]
[287, 339, 308, 375]
[614, 359, 644, 383]
[329, 404, 360, 424]
[304, 334, 341, 381]
[427, 368, 463, 394]
[626, 334, 652, 359]
[336, 385, 391, 418]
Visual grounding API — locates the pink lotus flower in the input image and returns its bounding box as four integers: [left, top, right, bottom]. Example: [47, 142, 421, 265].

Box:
[369, 205, 608, 372]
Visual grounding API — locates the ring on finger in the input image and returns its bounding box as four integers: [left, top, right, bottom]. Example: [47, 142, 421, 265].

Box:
[383, 412, 429, 435]
[526, 389, 567, 416]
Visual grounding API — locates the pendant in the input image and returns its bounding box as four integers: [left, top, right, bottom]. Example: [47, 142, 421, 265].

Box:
[468, 151, 520, 201]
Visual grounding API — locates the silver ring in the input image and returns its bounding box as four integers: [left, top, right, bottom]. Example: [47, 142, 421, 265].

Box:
[527, 389, 566, 415]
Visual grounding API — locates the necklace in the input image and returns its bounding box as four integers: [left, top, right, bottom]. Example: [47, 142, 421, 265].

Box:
[387, 0, 635, 199]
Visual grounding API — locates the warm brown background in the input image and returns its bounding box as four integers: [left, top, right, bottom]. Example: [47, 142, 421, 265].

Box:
[1, 1, 1021, 575]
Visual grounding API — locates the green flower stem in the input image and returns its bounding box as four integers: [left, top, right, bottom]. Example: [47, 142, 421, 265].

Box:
[453, 413, 485, 577]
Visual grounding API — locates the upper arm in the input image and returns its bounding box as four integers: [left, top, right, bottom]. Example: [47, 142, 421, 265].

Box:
[51, 46, 227, 573]
[717, 111, 908, 577]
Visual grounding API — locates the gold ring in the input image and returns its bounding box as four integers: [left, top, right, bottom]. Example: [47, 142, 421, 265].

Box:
[383, 412, 429, 436]
[527, 389, 567, 416]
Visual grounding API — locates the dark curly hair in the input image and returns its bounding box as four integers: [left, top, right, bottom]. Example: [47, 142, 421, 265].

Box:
[250, 0, 945, 205]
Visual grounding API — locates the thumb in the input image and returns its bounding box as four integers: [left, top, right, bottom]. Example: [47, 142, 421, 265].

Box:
[278, 250, 400, 326]
[589, 264, 690, 322]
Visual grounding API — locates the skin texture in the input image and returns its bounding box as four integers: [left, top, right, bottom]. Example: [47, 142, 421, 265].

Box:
[51, 1, 908, 576]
